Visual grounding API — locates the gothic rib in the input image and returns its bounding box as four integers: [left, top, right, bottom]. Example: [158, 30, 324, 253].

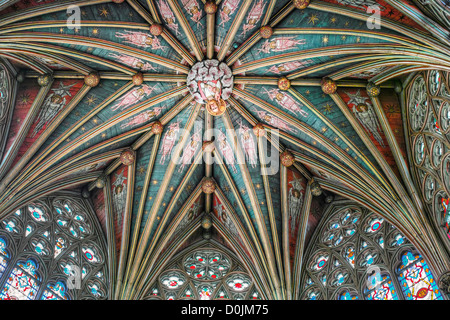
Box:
[206, 4, 215, 59]
[216, 0, 252, 62]
[104, 175, 117, 300]
[212, 147, 278, 297]
[214, 185, 273, 298]
[0, 52, 51, 74]
[225, 1, 294, 66]
[123, 102, 201, 299]
[234, 87, 389, 188]
[212, 215, 271, 300]
[233, 45, 450, 75]
[127, 0, 196, 66]
[257, 135, 285, 298]
[291, 183, 312, 300]
[221, 109, 283, 299]
[1, 43, 137, 74]
[137, 212, 203, 298]
[308, 1, 450, 56]
[128, 151, 204, 297]
[0, 81, 54, 181]
[133, 185, 203, 298]
[279, 165, 290, 299]
[1, 85, 188, 203]
[115, 158, 136, 301]
[119, 133, 161, 299]
[0, 121, 157, 213]
[0, 33, 190, 73]
[329, 92, 429, 233]
[167, 0, 204, 62]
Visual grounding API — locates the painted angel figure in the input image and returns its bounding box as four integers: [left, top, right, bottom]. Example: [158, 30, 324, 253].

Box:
[257, 37, 306, 54]
[160, 120, 182, 164]
[217, 130, 238, 173]
[346, 90, 385, 147]
[108, 53, 157, 72]
[121, 106, 166, 129]
[241, 0, 265, 36]
[181, 0, 203, 29]
[263, 88, 308, 117]
[157, 0, 181, 36]
[265, 61, 309, 75]
[115, 31, 167, 51]
[111, 84, 157, 111]
[215, 202, 240, 238]
[219, 0, 240, 27]
[253, 108, 298, 134]
[178, 130, 201, 172]
[112, 168, 127, 226]
[288, 173, 304, 233]
[237, 119, 257, 168]
[32, 81, 76, 138]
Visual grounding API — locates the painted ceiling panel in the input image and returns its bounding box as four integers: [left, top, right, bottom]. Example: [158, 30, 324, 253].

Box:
[0, 0, 448, 301]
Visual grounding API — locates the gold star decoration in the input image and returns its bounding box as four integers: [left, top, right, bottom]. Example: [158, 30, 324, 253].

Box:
[99, 7, 109, 17]
[308, 14, 319, 25]
[323, 103, 333, 114]
[330, 17, 337, 24]
[91, 28, 100, 37]
[87, 95, 97, 106]
[18, 92, 31, 106]
[322, 36, 329, 45]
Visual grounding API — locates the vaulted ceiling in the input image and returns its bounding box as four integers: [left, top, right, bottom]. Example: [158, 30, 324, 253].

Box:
[1, 0, 450, 300]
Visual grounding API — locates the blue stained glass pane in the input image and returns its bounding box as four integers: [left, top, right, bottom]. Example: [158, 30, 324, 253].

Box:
[0, 259, 40, 300]
[397, 251, 443, 300]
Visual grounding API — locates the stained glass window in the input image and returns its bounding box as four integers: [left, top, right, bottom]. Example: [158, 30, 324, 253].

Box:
[407, 70, 450, 241]
[0, 237, 9, 277]
[300, 202, 443, 300]
[0, 195, 108, 300]
[145, 247, 262, 300]
[0, 259, 40, 300]
[396, 251, 443, 300]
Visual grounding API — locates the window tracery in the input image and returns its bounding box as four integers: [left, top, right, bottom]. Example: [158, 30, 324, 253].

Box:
[300, 202, 443, 300]
[145, 246, 261, 300]
[407, 70, 450, 241]
[0, 194, 108, 300]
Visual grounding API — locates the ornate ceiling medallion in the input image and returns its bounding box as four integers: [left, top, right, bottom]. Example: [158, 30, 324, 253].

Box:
[187, 59, 234, 116]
